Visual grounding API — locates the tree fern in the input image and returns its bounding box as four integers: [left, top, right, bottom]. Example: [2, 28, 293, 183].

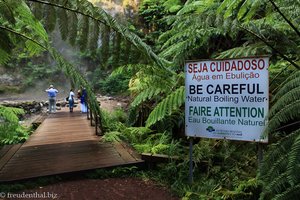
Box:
[146, 86, 184, 127]
[28, 0, 172, 72]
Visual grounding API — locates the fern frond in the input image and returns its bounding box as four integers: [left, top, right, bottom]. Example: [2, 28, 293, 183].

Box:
[112, 32, 121, 65]
[0, 0, 16, 24]
[216, 42, 272, 59]
[217, 0, 265, 22]
[272, 72, 300, 103]
[102, 131, 122, 142]
[48, 46, 102, 118]
[286, 134, 300, 185]
[269, 86, 300, 117]
[0, 1, 48, 62]
[31, 0, 43, 20]
[124, 127, 152, 144]
[0, 105, 27, 146]
[25, 40, 44, 56]
[176, 0, 210, 15]
[100, 24, 110, 65]
[259, 129, 300, 199]
[57, 6, 68, 40]
[272, 183, 300, 200]
[131, 87, 164, 108]
[128, 66, 175, 94]
[0, 30, 12, 64]
[260, 130, 299, 178]
[265, 100, 300, 134]
[68, 11, 78, 46]
[0, 105, 25, 124]
[89, 20, 100, 51]
[29, 0, 172, 73]
[146, 86, 185, 127]
[77, 15, 89, 51]
[264, 172, 290, 198]
[43, 2, 56, 32]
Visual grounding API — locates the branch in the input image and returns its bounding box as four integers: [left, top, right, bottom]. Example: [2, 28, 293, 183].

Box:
[240, 25, 300, 70]
[268, 0, 300, 38]
[0, 25, 47, 50]
[26, 0, 107, 25]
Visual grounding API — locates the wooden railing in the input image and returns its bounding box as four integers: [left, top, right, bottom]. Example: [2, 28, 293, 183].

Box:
[86, 101, 103, 136]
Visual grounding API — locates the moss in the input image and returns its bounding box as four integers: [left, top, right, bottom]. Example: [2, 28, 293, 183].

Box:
[0, 85, 23, 94]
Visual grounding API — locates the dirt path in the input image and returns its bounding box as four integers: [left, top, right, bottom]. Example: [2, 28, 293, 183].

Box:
[12, 178, 179, 200]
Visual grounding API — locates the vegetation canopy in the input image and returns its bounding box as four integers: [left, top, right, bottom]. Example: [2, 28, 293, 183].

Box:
[0, 0, 300, 199]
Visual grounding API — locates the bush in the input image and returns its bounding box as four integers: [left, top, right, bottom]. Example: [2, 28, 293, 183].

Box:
[97, 73, 130, 95]
[0, 106, 29, 146]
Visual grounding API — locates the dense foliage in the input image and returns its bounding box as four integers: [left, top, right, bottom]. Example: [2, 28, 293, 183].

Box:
[0, 105, 29, 145]
[0, 0, 300, 199]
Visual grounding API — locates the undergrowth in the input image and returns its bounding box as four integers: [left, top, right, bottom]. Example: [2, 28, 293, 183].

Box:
[101, 107, 262, 199]
[0, 105, 30, 146]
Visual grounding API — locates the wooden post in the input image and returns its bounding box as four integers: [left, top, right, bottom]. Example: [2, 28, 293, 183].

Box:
[86, 102, 90, 120]
[90, 111, 93, 126]
[257, 143, 263, 166]
[189, 137, 193, 184]
[95, 114, 98, 135]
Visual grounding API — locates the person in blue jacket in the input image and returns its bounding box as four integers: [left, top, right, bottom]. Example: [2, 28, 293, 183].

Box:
[80, 87, 87, 113]
[45, 84, 58, 113]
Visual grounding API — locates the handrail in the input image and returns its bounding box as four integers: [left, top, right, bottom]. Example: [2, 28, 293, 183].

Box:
[86, 99, 103, 136]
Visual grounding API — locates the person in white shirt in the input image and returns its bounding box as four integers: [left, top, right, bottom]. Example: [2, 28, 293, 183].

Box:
[68, 89, 75, 112]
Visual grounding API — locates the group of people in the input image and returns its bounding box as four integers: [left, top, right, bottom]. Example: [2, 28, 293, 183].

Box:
[45, 84, 88, 113]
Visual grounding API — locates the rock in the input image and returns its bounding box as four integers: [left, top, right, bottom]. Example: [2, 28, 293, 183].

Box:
[0, 100, 43, 114]
[0, 73, 22, 86]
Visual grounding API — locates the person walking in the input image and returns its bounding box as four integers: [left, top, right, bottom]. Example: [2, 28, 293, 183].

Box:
[80, 87, 87, 113]
[68, 89, 75, 112]
[45, 84, 58, 113]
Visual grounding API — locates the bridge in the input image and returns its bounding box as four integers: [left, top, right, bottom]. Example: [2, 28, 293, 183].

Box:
[0, 107, 143, 182]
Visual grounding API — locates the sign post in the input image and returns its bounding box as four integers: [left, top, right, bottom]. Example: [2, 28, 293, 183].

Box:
[188, 137, 193, 184]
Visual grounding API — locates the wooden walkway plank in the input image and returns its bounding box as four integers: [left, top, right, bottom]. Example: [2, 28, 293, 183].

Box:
[0, 144, 22, 170]
[0, 107, 143, 182]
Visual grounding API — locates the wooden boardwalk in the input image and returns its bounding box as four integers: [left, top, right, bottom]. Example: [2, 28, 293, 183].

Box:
[0, 107, 143, 182]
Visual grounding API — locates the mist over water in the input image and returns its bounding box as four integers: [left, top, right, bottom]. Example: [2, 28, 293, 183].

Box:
[1, 1, 135, 102]
[0, 29, 80, 102]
